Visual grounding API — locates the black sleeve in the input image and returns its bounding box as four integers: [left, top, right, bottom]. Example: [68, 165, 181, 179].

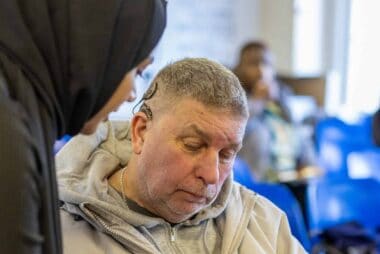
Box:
[373, 108, 380, 146]
[0, 90, 43, 254]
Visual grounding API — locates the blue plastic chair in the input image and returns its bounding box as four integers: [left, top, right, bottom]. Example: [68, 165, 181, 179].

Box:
[232, 156, 256, 189]
[306, 178, 380, 238]
[315, 116, 375, 178]
[232, 157, 311, 250]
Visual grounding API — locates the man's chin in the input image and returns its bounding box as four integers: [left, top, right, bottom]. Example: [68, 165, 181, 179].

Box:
[166, 212, 197, 224]
[167, 205, 205, 223]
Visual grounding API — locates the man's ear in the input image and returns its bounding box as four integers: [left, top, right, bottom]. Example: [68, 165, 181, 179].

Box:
[131, 112, 149, 154]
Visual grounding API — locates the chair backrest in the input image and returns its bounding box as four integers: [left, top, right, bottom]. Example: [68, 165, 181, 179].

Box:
[233, 156, 256, 189]
[306, 178, 380, 237]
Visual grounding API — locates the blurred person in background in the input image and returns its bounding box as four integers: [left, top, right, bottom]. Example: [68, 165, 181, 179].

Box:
[234, 41, 317, 182]
[0, 1, 166, 253]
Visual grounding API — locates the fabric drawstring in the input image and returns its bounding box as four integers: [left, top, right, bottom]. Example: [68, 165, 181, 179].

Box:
[202, 220, 212, 254]
[138, 226, 162, 253]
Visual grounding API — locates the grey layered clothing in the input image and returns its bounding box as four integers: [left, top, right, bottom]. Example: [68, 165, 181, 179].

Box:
[56, 121, 307, 254]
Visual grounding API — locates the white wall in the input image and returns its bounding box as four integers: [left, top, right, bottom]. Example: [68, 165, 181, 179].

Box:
[260, 0, 294, 75]
[258, 0, 326, 76]
[151, 0, 260, 69]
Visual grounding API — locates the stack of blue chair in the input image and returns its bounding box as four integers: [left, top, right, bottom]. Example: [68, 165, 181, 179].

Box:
[233, 157, 311, 250]
[306, 177, 380, 250]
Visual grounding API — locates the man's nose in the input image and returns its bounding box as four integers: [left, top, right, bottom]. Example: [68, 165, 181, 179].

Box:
[196, 152, 219, 185]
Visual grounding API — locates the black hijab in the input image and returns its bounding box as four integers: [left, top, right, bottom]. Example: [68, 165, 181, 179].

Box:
[0, 0, 167, 135]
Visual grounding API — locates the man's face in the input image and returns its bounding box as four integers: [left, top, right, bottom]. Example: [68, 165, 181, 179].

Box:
[133, 98, 247, 223]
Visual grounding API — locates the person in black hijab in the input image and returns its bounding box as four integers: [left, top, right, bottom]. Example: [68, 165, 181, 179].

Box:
[0, 1, 166, 253]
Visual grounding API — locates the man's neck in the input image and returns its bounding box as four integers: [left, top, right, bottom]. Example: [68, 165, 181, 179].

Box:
[108, 165, 147, 210]
[108, 168, 124, 193]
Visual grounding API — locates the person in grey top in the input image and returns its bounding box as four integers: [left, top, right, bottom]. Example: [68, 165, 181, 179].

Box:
[234, 41, 316, 182]
[56, 58, 306, 253]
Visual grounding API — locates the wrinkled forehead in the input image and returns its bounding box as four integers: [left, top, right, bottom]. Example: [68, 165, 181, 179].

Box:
[167, 100, 247, 143]
[181, 120, 246, 148]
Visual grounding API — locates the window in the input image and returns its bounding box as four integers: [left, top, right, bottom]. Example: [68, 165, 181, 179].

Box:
[345, 0, 380, 114]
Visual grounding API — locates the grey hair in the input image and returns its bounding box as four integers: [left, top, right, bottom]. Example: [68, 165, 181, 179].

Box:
[143, 58, 248, 118]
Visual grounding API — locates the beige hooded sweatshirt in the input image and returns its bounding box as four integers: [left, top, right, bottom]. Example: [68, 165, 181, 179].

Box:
[56, 121, 307, 254]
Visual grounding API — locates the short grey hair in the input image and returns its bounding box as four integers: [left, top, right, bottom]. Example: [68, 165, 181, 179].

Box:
[142, 58, 248, 118]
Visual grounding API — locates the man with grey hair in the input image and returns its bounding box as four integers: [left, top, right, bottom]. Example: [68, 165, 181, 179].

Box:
[56, 58, 306, 253]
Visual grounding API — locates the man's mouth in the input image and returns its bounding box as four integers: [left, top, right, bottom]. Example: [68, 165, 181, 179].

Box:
[180, 190, 207, 204]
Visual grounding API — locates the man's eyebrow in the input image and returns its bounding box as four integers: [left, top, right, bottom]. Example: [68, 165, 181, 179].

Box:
[181, 124, 211, 142]
[182, 124, 243, 150]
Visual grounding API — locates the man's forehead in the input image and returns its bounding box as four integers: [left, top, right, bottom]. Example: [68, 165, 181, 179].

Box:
[164, 98, 246, 136]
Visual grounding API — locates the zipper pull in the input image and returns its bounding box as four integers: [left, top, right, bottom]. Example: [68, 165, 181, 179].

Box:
[170, 227, 176, 242]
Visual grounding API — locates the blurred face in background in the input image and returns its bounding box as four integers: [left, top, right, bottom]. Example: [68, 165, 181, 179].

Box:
[80, 57, 153, 134]
[237, 47, 279, 101]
